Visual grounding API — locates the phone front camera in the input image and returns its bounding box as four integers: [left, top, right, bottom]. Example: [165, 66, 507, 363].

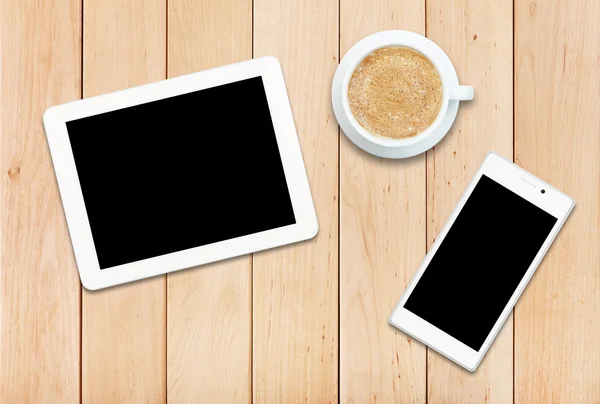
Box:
[541, 189, 546, 194]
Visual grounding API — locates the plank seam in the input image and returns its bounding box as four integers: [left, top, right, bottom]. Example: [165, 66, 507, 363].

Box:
[165, 3, 169, 404]
[79, 0, 84, 402]
[512, 1, 516, 402]
[337, 0, 341, 402]
[424, 0, 429, 402]
[251, 1, 254, 402]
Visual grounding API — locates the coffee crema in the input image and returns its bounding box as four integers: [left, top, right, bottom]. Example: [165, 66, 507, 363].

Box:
[348, 47, 443, 140]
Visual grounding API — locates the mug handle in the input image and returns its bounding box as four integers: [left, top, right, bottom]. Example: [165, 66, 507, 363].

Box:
[448, 85, 474, 101]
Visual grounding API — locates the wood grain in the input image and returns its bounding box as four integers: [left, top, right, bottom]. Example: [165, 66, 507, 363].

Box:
[514, 1, 600, 402]
[0, 0, 81, 401]
[252, 0, 339, 401]
[425, 0, 514, 402]
[166, 0, 252, 401]
[2, 0, 600, 401]
[338, 1, 427, 403]
[81, 0, 166, 402]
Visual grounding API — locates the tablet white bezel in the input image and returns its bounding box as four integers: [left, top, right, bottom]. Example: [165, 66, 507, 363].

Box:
[43, 56, 318, 290]
[389, 152, 574, 371]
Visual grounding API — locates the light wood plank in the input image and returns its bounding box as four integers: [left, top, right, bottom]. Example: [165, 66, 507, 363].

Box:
[339, 1, 427, 403]
[425, 0, 513, 402]
[0, 0, 81, 401]
[166, 1, 252, 401]
[81, 0, 166, 402]
[252, 0, 339, 401]
[514, 1, 600, 402]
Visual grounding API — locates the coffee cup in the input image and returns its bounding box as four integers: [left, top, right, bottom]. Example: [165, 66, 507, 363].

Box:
[332, 30, 474, 158]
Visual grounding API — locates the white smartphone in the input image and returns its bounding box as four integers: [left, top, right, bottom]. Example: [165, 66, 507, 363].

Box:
[389, 152, 574, 371]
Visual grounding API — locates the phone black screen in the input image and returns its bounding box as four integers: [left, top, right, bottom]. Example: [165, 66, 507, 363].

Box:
[66, 77, 296, 269]
[404, 175, 557, 351]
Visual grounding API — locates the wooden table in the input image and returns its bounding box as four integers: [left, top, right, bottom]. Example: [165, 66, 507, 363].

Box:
[1, 0, 598, 402]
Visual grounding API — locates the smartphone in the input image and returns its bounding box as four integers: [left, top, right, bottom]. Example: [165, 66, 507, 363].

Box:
[388, 152, 575, 371]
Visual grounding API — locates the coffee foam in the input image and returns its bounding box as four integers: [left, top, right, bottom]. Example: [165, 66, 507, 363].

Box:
[348, 47, 443, 140]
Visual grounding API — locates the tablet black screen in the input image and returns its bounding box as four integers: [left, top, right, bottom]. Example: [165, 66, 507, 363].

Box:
[66, 77, 296, 269]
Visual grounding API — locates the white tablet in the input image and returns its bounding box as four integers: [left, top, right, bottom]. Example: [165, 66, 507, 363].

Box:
[389, 152, 574, 371]
[43, 57, 318, 290]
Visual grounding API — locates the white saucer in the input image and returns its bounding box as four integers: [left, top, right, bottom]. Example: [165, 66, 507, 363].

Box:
[332, 34, 461, 159]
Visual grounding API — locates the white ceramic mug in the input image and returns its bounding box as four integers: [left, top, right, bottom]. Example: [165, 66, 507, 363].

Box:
[332, 30, 474, 158]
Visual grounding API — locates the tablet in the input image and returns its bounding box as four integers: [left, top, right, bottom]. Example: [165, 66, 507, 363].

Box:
[43, 57, 318, 290]
[389, 152, 574, 371]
